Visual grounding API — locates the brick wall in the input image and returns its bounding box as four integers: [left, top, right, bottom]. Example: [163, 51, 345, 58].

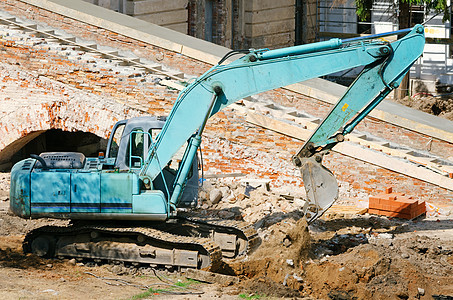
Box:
[0, 61, 142, 168]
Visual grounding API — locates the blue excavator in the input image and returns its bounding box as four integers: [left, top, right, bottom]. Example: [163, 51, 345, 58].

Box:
[9, 25, 425, 270]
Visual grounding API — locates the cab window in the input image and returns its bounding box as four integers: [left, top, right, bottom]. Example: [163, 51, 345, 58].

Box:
[126, 129, 145, 168]
[107, 124, 125, 159]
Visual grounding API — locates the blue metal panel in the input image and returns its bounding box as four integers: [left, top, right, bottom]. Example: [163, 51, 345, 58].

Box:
[31, 171, 71, 214]
[100, 172, 137, 213]
[9, 159, 32, 218]
[132, 191, 167, 214]
[71, 172, 101, 213]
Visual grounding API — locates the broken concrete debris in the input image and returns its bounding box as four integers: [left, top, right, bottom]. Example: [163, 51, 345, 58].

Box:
[209, 188, 222, 204]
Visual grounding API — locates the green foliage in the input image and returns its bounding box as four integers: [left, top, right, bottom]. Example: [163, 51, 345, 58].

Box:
[409, 0, 449, 22]
[238, 293, 266, 300]
[175, 278, 201, 287]
[355, 0, 373, 21]
[355, 0, 449, 23]
[129, 288, 163, 300]
[128, 278, 202, 300]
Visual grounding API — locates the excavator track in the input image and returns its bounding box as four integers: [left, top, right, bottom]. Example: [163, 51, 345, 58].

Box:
[170, 211, 261, 259]
[23, 224, 222, 271]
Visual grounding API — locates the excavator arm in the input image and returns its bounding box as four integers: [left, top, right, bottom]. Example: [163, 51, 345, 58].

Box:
[141, 25, 425, 221]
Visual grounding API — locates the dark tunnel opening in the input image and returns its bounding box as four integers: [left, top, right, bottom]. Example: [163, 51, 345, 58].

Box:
[0, 129, 108, 171]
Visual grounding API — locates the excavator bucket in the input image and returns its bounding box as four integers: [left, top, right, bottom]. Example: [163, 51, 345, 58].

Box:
[299, 155, 339, 224]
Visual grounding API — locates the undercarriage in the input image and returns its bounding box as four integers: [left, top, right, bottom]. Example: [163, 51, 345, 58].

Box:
[23, 214, 260, 270]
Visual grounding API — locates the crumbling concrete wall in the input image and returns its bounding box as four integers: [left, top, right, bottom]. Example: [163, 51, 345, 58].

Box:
[0, 62, 141, 169]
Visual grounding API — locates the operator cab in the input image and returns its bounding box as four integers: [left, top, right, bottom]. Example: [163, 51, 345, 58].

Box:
[106, 116, 166, 171]
[105, 116, 199, 208]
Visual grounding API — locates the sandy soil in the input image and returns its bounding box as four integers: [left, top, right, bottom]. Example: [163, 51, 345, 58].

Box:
[1, 172, 453, 299]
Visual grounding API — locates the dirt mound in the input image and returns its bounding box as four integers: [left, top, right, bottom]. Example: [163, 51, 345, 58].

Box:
[231, 218, 310, 295]
[230, 212, 453, 299]
[0, 210, 69, 237]
[238, 276, 301, 298]
[395, 95, 453, 120]
[303, 242, 445, 299]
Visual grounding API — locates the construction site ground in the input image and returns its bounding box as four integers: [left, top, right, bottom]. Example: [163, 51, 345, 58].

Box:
[1, 173, 452, 300]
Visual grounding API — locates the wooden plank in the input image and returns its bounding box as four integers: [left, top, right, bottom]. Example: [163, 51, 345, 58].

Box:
[246, 113, 311, 141]
[245, 111, 453, 191]
[159, 79, 186, 91]
[346, 134, 452, 177]
[285, 81, 453, 145]
[327, 205, 368, 215]
[243, 100, 453, 178]
[335, 143, 453, 191]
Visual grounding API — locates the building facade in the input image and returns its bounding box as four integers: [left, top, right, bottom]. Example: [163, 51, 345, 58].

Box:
[84, 0, 452, 93]
[83, 0, 302, 50]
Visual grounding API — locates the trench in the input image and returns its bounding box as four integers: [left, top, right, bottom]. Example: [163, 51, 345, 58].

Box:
[0, 129, 108, 171]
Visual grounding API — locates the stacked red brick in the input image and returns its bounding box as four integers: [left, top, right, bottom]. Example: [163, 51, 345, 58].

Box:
[368, 187, 426, 219]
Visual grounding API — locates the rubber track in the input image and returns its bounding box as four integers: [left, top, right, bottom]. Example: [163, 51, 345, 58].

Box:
[177, 211, 261, 256]
[23, 224, 223, 270]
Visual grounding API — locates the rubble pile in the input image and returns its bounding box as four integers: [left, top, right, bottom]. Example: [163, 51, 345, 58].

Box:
[0, 172, 9, 200]
[396, 94, 453, 121]
[195, 177, 453, 299]
[197, 177, 307, 227]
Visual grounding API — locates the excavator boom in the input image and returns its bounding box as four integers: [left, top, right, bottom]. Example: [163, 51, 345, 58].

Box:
[143, 25, 425, 221]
